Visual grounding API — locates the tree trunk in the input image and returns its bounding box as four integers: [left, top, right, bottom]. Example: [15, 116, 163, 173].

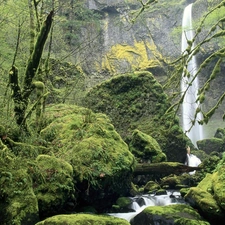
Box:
[133, 162, 201, 175]
[10, 11, 53, 130]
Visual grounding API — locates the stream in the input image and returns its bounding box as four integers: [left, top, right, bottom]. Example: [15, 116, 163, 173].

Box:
[108, 190, 186, 222]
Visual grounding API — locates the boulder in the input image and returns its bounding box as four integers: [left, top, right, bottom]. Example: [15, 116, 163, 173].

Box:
[130, 204, 209, 225]
[212, 158, 225, 211]
[129, 129, 167, 163]
[35, 213, 130, 225]
[0, 150, 39, 225]
[83, 71, 188, 162]
[197, 138, 225, 154]
[40, 104, 135, 212]
[31, 155, 75, 219]
[184, 169, 225, 224]
[184, 187, 224, 223]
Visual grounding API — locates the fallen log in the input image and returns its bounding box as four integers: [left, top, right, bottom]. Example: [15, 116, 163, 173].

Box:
[133, 162, 201, 175]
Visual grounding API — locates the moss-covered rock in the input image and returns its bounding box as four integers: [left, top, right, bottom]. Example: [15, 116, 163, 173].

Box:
[111, 196, 133, 212]
[130, 204, 209, 225]
[82, 71, 188, 162]
[0, 149, 39, 225]
[212, 155, 225, 211]
[184, 187, 224, 223]
[129, 129, 167, 163]
[40, 104, 135, 212]
[30, 155, 75, 219]
[35, 213, 130, 225]
[143, 181, 161, 194]
[197, 138, 225, 154]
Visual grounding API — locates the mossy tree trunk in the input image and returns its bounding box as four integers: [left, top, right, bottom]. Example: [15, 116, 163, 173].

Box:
[9, 11, 53, 131]
[133, 162, 201, 175]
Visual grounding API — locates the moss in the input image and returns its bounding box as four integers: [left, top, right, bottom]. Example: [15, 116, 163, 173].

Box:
[101, 40, 165, 74]
[129, 129, 167, 163]
[212, 164, 225, 210]
[116, 197, 132, 208]
[131, 204, 208, 224]
[35, 213, 130, 225]
[40, 104, 135, 211]
[184, 187, 224, 221]
[83, 71, 187, 162]
[0, 154, 39, 225]
[30, 155, 75, 218]
[143, 181, 160, 193]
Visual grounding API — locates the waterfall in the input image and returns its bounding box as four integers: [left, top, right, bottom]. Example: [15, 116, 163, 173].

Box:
[181, 3, 203, 146]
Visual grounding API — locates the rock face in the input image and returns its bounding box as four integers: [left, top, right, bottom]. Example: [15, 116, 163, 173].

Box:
[83, 0, 186, 79]
[83, 71, 188, 162]
[80, 0, 225, 139]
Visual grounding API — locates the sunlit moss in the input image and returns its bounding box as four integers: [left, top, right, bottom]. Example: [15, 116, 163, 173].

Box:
[100, 40, 164, 73]
[35, 213, 130, 225]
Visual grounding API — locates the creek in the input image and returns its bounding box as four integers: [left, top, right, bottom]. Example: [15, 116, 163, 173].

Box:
[108, 190, 186, 222]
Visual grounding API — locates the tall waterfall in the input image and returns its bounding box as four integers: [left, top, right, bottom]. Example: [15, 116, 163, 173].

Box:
[181, 4, 203, 146]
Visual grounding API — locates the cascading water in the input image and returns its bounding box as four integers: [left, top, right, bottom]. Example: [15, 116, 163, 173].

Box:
[108, 191, 186, 222]
[181, 3, 203, 146]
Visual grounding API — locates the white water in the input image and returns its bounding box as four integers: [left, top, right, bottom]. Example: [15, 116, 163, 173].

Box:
[108, 190, 185, 222]
[181, 4, 203, 147]
[185, 153, 201, 175]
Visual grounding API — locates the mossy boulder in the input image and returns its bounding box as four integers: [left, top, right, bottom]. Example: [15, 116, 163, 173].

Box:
[82, 71, 188, 162]
[35, 213, 130, 225]
[111, 196, 133, 212]
[30, 155, 75, 219]
[129, 129, 167, 163]
[197, 138, 225, 154]
[0, 150, 39, 225]
[212, 155, 225, 211]
[184, 163, 225, 224]
[40, 104, 135, 212]
[143, 181, 161, 193]
[130, 204, 209, 225]
[184, 187, 224, 223]
[160, 174, 191, 189]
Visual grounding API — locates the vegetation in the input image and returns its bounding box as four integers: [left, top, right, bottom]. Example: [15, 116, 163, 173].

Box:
[1, 0, 225, 224]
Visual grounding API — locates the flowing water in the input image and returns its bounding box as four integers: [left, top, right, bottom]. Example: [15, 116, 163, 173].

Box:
[108, 190, 186, 222]
[181, 4, 203, 146]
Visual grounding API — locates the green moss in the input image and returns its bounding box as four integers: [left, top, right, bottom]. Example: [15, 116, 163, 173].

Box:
[116, 197, 132, 208]
[27, 155, 75, 219]
[185, 187, 224, 221]
[40, 104, 135, 211]
[35, 213, 130, 225]
[212, 165, 225, 210]
[132, 204, 209, 224]
[83, 71, 187, 162]
[129, 129, 167, 163]
[144, 181, 160, 193]
[0, 155, 39, 225]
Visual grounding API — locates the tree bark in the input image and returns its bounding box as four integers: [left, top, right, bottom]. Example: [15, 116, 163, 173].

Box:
[10, 10, 53, 130]
[133, 162, 201, 175]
